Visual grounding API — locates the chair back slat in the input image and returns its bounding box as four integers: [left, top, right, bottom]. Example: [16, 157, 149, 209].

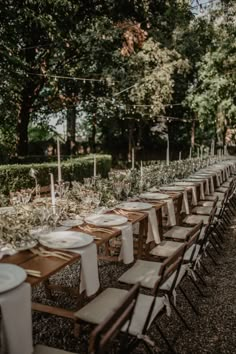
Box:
[89, 283, 140, 354]
[141, 244, 186, 335]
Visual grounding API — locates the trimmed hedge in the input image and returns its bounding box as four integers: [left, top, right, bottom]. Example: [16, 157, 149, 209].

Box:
[0, 154, 112, 195]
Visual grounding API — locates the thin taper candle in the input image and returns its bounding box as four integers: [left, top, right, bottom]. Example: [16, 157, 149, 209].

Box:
[50, 173, 56, 213]
[179, 151, 181, 161]
[166, 136, 170, 166]
[131, 148, 135, 169]
[57, 137, 62, 183]
[93, 154, 97, 177]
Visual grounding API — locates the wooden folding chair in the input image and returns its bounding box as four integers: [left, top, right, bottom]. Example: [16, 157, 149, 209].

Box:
[88, 283, 140, 354]
[75, 251, 185, 353]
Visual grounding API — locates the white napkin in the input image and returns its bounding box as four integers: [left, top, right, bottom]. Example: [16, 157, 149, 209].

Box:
[165, 199, 176, 226]
[216, 174, 221, 187]
[71, 243, 100, 296]
[0, 283, 33, 354]
[181, 190, 190, 215]
[191, 186, 198, 206]
[0, 247, 17, 260]
[205, 179, 210, 195]
[200, 182, 205, 200]
[117, 223, 134, 265]
[210, 176, 215, 193]
[147, 208, 161, 244]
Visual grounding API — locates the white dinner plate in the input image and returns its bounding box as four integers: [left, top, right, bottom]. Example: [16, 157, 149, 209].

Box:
[39, 231, 93, 249]
[0, 264, 27, 293]
[85, 214, 127, 227]
[159, 186, 185, 191]
[140, 192, 169, 200]
[117, 202, 152, 211]
[60, 219, 83, 227]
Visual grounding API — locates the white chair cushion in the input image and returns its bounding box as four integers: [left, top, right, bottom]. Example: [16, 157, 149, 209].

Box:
[160, 264, 188, 291]
[149, 241, 183, 257]
[163, 226, 192, 240]
[118, 260, 162, 289]
[192, 206, 212, 215]
[75, 287, 165, 337]
[204, 193, 224, 201]
[183, 214, 209, 225]
[34, 345, 74, 354]
[122, 294, 165, 336]
[216, 187, 228, 192]
[198, 200, 214, 206]
[75, 288, 128, 324]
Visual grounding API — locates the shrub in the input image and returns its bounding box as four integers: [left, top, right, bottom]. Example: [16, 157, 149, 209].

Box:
[0, 154, 112, 195]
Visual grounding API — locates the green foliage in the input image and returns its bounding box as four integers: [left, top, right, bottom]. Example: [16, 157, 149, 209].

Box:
[0, 154, 112, 194]
[186, 3, 236, 144]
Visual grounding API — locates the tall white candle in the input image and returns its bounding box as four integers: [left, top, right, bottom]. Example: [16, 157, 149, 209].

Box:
[212, 139, 215, 156]
[189, 147, 192, 159]
[57, 137, 62, 183]
[131, 148, 135, 169]
[200, 146, 203, 160]
[179, 151, 182, 161]
[50, 173, 56, 213]
[166, 136, 170, 166]
[93, 154, 97, 177]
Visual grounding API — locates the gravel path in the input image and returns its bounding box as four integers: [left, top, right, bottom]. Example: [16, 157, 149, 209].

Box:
[32, 221, 236, 353]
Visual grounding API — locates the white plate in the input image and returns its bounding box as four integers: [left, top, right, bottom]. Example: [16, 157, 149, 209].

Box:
[39, 231, 93, 249]
[85, 214, 127, 227]
[0, 264, 27, 293]
[117, 202, 152, 211]
[60, 219, 83, 227]
[159, 186, 185, 192]
[14, 239, 38, 251]
[140, 192, 169, 200]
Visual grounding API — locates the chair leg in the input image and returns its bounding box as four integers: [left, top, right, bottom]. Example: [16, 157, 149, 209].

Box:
[169, 298, 191, 331]
[201, 262, 210, 275]
[206, 248, 219, 266]
[195, 270, 208, 287]
[155, 323, 176, 354]
[179, 285, 199, 315]
[188, 274, 208, 297]
[142, 339, 154, 354]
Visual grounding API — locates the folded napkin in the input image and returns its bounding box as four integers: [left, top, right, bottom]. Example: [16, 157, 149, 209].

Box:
[0, 283, 33, 354]
[199, 182, 205, 200]
[181, 190, 190, 215]
[147, 208, 161, 244]
[117, 223, 134, 265]
[191, 186, 198, 206]
[205, 178, 210, 195]
[71, 243, 100, 296]
[165, 199, 176, 226]
[210, 176, 215, 193]
[0, 247, 17, 260]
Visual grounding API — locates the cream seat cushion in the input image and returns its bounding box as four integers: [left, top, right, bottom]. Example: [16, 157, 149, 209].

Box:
[118, 260, 162, 288]
[163, 226, 192, 240]
[149, 241, 183, 257]
[75, 288, 165, 336]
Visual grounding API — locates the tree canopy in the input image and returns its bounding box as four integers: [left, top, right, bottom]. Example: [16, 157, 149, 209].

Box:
[0, 0, 235, 158]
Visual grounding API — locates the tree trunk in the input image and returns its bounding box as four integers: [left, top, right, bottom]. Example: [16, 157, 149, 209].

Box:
[66, 105, 77, 154]
[16, 86, 34, 156]
[91, 115, 96, 153]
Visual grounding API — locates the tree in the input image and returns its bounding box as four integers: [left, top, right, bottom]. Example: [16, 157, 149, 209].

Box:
[186, 2, 236, 146]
